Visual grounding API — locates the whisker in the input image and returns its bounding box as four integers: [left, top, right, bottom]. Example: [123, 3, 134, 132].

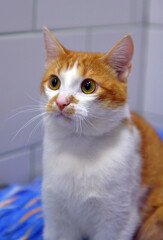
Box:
[84, 117, 100, 133]
[79, 118, 82, 136]
[89, 113, 105, 120]
[85, 106, 106, 120]
[79, 117, 83, 136]
[75, 116, 79, 134]
[73, 116, 77, 133]
[11, 112, 47, 142]
[74, 116, 80, 134]
[27, 114, 48, 144]
[26, 93, 42, 105]
[9, 108, 43, 120]
[11, 105, 42, 112]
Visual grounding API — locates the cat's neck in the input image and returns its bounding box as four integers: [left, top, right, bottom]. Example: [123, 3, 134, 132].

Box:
[43, 118, 135, 168]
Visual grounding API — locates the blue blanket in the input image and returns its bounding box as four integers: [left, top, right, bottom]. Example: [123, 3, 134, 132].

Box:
[157, 129, 163, 140]
[0, 178, 43, 240]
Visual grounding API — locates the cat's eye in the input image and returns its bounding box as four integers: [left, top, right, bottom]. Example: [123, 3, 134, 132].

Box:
[81, 79, 96, 94]
[49, 76, 61, 90]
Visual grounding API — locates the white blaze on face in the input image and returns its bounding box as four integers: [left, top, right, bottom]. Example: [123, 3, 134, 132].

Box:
[45, 61, 81, 101]
[59, 61, 81, 91]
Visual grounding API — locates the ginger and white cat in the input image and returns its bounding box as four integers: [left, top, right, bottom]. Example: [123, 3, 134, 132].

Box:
[41, 27, 163, 240]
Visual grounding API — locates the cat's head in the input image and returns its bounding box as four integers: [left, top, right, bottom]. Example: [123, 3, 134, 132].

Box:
[41, 27, 133, 136]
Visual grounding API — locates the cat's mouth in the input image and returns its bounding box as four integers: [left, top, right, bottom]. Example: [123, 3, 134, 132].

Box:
[56, 112, 71, 121]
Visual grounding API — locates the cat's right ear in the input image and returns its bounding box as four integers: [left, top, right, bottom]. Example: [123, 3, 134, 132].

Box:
[101, 34, 134, 82]
[43, 27, 67, 69]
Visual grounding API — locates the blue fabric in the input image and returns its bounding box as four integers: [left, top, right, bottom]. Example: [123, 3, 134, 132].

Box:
[0, 178, 43, 240]
[157, 129, 163, 141]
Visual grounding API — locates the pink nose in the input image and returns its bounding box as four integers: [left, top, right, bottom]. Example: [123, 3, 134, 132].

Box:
[56, 97, 70, 111]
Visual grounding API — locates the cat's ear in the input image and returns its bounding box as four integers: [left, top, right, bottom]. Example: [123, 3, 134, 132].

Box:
[102, 34, 134, 81]
[43, 27, 67, 68]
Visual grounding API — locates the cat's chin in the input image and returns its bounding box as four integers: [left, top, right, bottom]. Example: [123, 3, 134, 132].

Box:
[55, 112, 72, 122]
[50, 112, 74, 129]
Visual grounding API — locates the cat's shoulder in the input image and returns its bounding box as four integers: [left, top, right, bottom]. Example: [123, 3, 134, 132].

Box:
[131, 111, 163, 150]
[131, 112, 163, 240]
[131, 111, 163, 186]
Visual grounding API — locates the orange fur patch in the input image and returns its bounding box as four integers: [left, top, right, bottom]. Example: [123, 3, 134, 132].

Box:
[64, 106, 75, 115]
[132, 112, 163, 240]
[96, 82, 127, 108]
[46, 94, 58, 113]
[69, 95, 79, 104]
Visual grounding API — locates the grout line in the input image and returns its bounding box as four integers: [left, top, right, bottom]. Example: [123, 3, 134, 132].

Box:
[139, 111, 163, 129]
[0, 21, 162, 38]
[136, 0, 150, 114]
[0, 141, 42, 160]
[0, 29, 41, 38]
[32, 0, 38, 30]
[136, 25, 149, 113]
[0, 22, 162, 39]
[0, 23, 144, 38]
[85, 28, 92, 52]
[129, 0, 137, 23]
[143, 0, 150, 23]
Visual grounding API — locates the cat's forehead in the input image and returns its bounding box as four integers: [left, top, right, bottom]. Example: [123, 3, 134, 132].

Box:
[60, 60, 80, 88]
[52, 51, 104, 77]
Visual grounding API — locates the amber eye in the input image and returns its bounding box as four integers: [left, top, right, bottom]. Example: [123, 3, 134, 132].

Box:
[81, 79, 96, 94]
[49, 76, 61, 90]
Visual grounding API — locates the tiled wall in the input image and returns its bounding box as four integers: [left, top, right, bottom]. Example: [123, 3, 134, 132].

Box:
[143, 0, 163, 129]
[0, 0, 162, 185]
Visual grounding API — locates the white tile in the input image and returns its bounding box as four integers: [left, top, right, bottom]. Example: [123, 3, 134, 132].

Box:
[52, 30, 87, 51]
[132, 112, 163, 134]
[90, 28, 144, 111]
[144, 29, 163, 116]
[149, 0, 163, 24]
[149, 115, 163, 130]
[0, 150, 30, 185]
[0, 0, 33, 33]
[36, 0, 132, 30]
[141, 112, 163, 130]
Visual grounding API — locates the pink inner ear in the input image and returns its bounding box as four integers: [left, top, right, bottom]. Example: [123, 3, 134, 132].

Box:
[105, 35, 134, 81]
[43, 27, 66, 68]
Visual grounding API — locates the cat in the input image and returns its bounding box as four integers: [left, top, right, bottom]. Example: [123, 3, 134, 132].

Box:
[41, 27, 163, 240]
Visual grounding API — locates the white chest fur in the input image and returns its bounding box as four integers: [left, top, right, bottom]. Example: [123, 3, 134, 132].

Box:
[42, 123, 142, 240]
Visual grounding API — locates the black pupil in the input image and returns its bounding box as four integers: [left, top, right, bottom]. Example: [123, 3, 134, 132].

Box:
[84, 81, 91, 91]
[52, 77, 58, 87]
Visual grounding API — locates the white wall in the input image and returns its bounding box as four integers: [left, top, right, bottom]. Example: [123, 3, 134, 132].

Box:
[0, 0, 162, 185]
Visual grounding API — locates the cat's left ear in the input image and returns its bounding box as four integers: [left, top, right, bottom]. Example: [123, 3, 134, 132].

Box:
[102, 34, 134, 81]
[43, 27, 67, 69]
